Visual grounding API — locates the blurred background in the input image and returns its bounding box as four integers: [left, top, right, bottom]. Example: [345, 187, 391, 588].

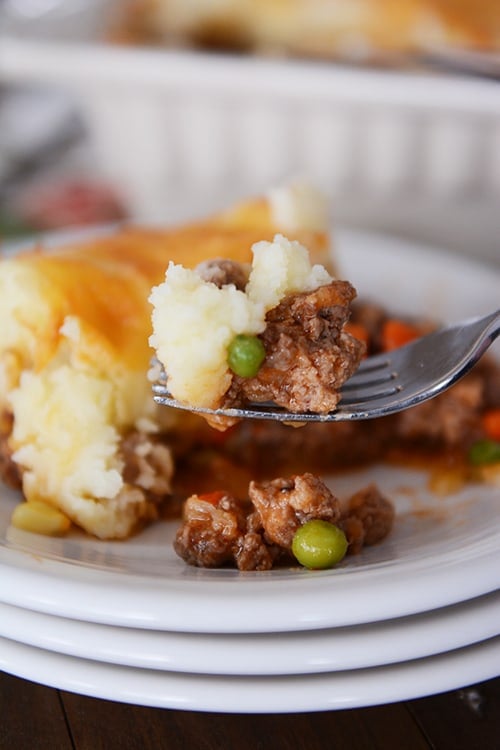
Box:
[0, 0, 498, 264]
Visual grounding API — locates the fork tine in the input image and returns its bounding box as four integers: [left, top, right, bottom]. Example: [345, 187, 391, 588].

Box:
[352, 354, 392, 374]
[339, 383, 401, 406]
[339, 353, 395, 392]
[340, 370, 396, 391]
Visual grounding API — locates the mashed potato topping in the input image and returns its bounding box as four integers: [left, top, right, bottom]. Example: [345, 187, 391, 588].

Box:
[5, 310, 157, 538]
[247, 233, 333, 310]
[149, 234, 334, 408]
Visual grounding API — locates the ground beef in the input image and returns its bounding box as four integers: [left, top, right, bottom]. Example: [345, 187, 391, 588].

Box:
[120, 430, 175, 504]
[340, 483, 395, 555]
[394, 371, 484, 447]
[224, 280, 365, 414]
[174, 492, 250, 568]
[234, 531, 278, 571]
[221, 417, 397, 477]
[350, 300, 388, 354]
[195, 258, 250, 290]
[248, 473, 341, 548]
[174, 474, 394, 570]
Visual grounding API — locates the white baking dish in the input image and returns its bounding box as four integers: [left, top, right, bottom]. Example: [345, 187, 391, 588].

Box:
[0, 33, 498, 264]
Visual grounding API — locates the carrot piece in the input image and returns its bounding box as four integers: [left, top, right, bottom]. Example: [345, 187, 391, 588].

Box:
[482, 408, 500, 441]
[344, 322, 370, 346]
[381, 319, 420, 352]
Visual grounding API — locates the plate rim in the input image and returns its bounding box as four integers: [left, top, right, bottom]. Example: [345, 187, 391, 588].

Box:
[0, 632, 498, 712]
[0, 590, 498, 675]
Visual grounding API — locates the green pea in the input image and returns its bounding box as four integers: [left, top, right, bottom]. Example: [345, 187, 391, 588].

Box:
[469, 439, 500, 466]
[292, 520, 348, 570]
[227, 334, 266, 378]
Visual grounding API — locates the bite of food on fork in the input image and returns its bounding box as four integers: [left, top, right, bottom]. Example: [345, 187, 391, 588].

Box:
[149, 233, 499, 428]
[149, 233, 366, 429]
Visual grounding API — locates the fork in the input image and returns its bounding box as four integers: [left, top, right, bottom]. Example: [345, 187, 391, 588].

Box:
[152, 308, 500, 423]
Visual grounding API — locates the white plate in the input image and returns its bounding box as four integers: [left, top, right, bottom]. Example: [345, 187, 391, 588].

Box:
[0, 231, 499, 634]
[0, 633, 498, 712]
[0, 590, 498, 676]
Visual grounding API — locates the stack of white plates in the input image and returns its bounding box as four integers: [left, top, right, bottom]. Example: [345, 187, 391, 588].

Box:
[0, 230, 499, 712]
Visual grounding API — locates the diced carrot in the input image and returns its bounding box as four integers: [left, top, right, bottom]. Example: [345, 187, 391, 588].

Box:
[381, 319, 420, 352]
[197, 490, 227, 505]
[482, 408, 500, 441]
[344, 322, 370, 347]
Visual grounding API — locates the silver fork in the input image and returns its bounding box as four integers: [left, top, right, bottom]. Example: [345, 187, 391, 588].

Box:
[152, 308, 500, 423]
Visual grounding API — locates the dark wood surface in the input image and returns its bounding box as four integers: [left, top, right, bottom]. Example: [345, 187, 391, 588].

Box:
[1, 672, 498, 750]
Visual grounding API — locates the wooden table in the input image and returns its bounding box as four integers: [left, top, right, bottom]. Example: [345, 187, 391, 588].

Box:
[1, 672, 498, 749]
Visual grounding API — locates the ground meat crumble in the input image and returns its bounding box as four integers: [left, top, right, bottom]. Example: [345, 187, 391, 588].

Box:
[174, 473, 394, 570]
[224, 280, 366, 414]
[118, 429, 179, 520]
[196, 257, 251, 291]
[339, 483, 395, 555]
